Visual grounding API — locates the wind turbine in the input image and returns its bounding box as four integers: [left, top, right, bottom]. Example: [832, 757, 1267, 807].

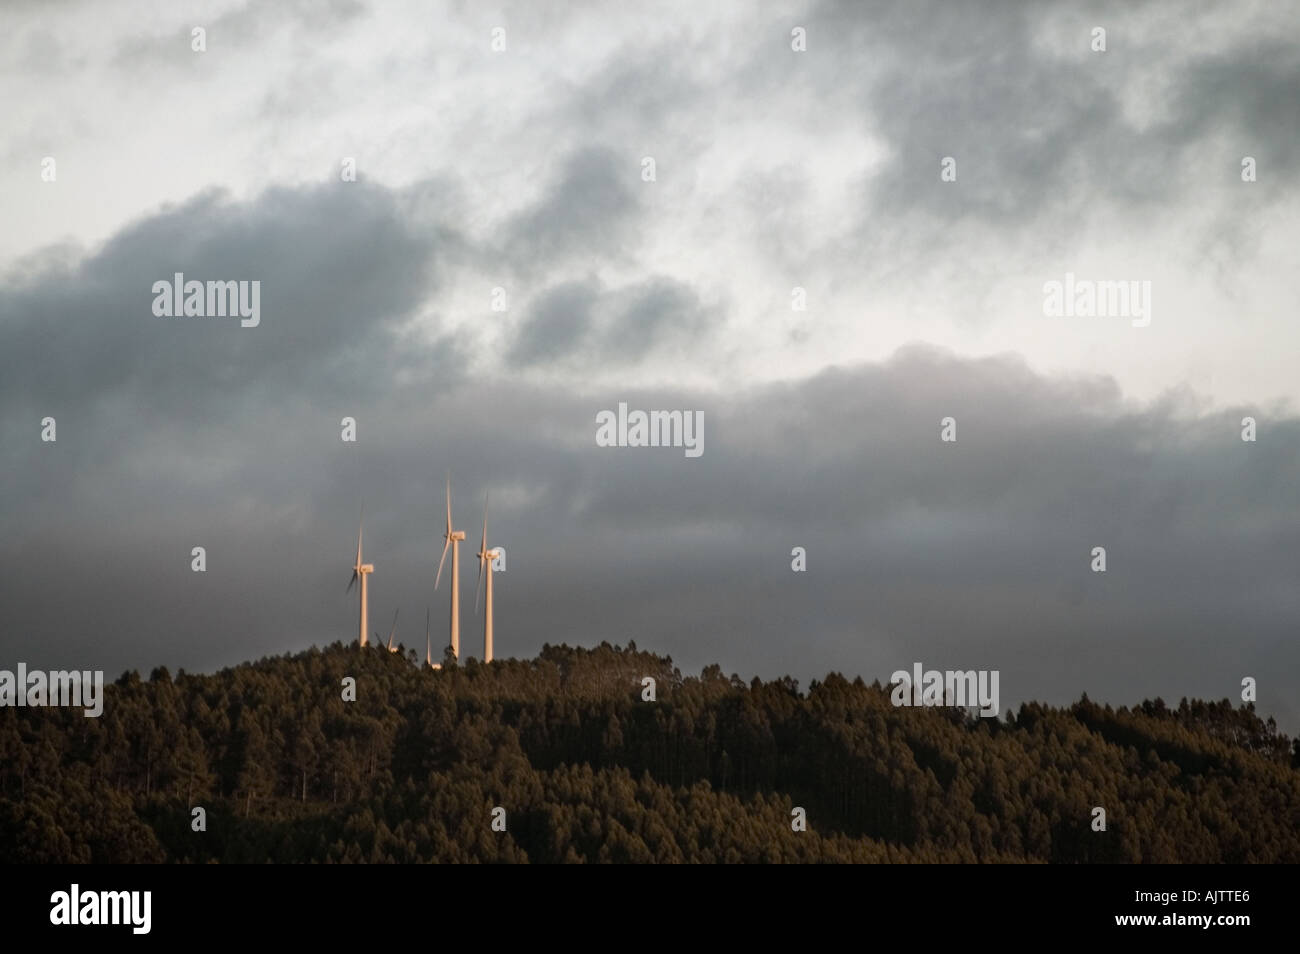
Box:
[382, 609, 399, 653]
[426, 607, 441, 670]
[434, 475, 466, 661]
[475, 493, 500, 664]
[346, 511, 375, 648]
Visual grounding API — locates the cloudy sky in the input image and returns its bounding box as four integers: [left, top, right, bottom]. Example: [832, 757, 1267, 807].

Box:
[2, 0, 1298, 729]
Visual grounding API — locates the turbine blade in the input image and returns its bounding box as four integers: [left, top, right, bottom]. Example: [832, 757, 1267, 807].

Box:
[481, 493, 489, 549]
[475, 560, 484, 613]
[347, 569, 358, 593]
[435, 539, 451, 589]
[445, 475, 452, 534]
[356, 509, 364, 566]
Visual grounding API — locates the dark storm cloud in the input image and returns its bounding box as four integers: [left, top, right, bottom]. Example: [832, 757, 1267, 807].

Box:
[506, 279, 598, 366]
[498, 147, 643, 274]
[0, 180, 449, 415]
[507, 274, 716, 368]
[468, 349, 1300, 730]
[1171, 48, 1300, 170]
[0, 178, 463, 533]
[495, 146, 717, 370]
[605, 277, 712, 352]
[723, 0, 1299, 273]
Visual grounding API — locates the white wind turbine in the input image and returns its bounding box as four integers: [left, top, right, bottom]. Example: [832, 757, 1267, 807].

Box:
[434, 475, 466, 661]
[425, 608, 441, 670]
[381, 609, 399, 652]
[347, 511, 375, 648]
[475, 493, 500, 663]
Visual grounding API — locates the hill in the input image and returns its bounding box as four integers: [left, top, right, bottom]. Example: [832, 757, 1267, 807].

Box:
[2, 642, 1297, 863]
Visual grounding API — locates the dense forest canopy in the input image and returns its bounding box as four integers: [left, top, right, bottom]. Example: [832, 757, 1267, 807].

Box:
[2, 642, 1297, 863]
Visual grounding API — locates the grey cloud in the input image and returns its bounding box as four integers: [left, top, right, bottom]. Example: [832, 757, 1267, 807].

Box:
[562, 38, 708, 145]
[111, 0, 367, 72]
[722, 0, 1300, 277]
[1, 181, 448, 411]
[1165, 44, 1300, 172]
[506, 279, 598, 367]
[507, 275, 716, 369]
[605, 277, 712, 353]
[0, 178, 464, 526]
[499, 147, 643, 274]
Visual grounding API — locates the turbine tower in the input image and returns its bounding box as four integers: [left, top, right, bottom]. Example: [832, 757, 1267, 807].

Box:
[347, 512, 375, 648]
[475, 493, 500, 664]
[434, 475, 466, 660]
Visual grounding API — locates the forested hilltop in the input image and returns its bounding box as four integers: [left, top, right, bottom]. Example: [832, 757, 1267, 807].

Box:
[3, 642, 1298, 863]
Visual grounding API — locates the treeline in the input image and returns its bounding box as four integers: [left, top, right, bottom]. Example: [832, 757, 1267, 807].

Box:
[1, 641, 1297, 863]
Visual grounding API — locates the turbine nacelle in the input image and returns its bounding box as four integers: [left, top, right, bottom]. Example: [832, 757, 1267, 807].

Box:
[348, 563, 373, 588]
